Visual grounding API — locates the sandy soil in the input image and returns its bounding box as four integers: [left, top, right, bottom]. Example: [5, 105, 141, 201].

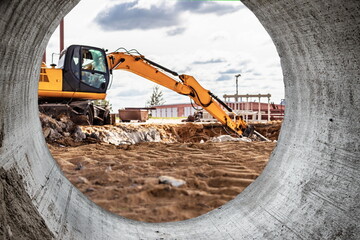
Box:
[49, 140, 276, 223]
[252, 121, 282, 141]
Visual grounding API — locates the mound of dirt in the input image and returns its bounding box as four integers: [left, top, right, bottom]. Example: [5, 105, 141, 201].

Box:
[41, 114, 281, 222]
[50, 141, 276, 223]
[168, 123, 230, 143]
[252, 121, 282, 141]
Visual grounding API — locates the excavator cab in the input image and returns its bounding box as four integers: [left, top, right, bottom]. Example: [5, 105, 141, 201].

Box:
[39, 45, 111, 125]
[59, 45, 110, 94]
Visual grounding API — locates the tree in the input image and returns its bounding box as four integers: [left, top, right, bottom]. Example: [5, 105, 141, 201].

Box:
[146, 85, 165, 107]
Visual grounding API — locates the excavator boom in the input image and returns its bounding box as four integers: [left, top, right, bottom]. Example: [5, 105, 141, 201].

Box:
[107, 51, 247, 136]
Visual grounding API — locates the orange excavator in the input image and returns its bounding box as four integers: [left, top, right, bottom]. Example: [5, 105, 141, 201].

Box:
[38, 45, 248, 136]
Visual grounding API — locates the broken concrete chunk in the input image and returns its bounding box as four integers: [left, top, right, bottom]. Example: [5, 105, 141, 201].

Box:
[49, 128, 62, 140]
[73, 126, 86, 141]
[209, 135, 251, 143]
[158, 176, 186, 187]
[62, 132, 70, 137]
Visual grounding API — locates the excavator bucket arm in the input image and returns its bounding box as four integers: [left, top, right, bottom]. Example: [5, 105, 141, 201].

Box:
[107, 51, 247, 136]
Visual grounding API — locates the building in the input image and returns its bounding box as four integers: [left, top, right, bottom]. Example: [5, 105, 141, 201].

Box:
[151, 100, 285, 121]
[151, 103, 196, 118]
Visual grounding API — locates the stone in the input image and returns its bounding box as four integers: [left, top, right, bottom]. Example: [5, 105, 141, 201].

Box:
[158, 176, 186, 187]
[209, 135, 251, 143]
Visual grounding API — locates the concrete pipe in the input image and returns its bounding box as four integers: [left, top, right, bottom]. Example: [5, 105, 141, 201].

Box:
[0, 0, 359, 239]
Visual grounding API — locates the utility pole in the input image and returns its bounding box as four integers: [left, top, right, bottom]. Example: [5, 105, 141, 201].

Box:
[60, 18, 64, 52]
[235, 74, 241, 95]
[43, 18, 64, 63]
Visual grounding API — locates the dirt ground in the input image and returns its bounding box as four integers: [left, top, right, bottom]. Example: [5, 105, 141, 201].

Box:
[49, 140, 276, 223]
[252, 121, 282, 141]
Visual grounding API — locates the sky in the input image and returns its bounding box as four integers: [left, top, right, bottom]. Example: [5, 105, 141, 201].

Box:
[45, 0, 284, 111]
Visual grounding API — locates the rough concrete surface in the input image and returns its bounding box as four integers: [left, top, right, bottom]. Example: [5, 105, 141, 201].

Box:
[0, 168, 54, 239]
[0, 0, 359, 239]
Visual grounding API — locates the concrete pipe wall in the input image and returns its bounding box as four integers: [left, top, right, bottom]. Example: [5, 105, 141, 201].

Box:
[0, 0, 359, 239]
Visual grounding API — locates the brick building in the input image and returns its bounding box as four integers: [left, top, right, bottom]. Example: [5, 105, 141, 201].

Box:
[151, 101, 285, 121]
[151, 103, 196, 118]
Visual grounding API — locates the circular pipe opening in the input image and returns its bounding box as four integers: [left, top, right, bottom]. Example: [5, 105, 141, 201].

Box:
[41, 0, 283, 223]
[0, 0, 359, 239]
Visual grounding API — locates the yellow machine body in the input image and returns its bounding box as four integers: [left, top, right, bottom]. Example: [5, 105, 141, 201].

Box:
[38, 66, 106, 100]
[38, 66, 62, 91]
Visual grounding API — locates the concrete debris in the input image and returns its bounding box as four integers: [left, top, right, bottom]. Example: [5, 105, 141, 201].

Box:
[40, 113, 84, 143]
[40, 113, 167, 146]
[209, 135, 252, 143]
[73, 126, 86, 141]
[81, 126, 162, 145]
[40, 113, 281, 147]
[159, 176, 186, 187]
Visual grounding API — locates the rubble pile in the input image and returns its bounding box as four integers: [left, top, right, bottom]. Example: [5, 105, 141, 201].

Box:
[80, 125, 164, 145]
[40, 113, 281, 146]
[40, 113, 171, 146]
[40, 113, 88, 146]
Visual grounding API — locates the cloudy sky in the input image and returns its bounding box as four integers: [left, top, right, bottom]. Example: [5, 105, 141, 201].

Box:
[45, 0, 284, 111]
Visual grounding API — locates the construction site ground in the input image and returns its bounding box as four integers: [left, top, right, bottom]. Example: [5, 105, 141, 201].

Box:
[44, 117, 281, 223]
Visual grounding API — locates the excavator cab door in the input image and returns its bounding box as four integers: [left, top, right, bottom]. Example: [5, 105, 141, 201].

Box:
[61, 45, 110, 93]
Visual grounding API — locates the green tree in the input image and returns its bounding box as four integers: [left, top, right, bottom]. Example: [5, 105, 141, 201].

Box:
[147, 86, 165, 107]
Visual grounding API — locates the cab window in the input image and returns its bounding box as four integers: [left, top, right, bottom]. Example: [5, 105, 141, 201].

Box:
[81, 49, 107, 73]
[80, 48, 107, 89]
[58, 49, 66, 69]
[81, 72, 106, 89]
[70, 48, 80, 79]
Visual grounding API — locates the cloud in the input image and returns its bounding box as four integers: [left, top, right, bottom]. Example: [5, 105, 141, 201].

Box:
[175, 1, 244, 16]
[239, 59, 251, 66]
[251, 71, 262, 76]
[216, 75, 232, 82]
[267, 62, 281, 68]
[95, 1, 179, 31]
[209, 32, 229, 42]
[220, 68, 242, 74]
[260, 85, 271, 90]
[166, 27, 186, 36]
[94, 1, 244, 31]
[174, 66, 191, 74]
[193, 58, 225, 64]
[114, 88, 148, 97]
[243, 68, 256, 74]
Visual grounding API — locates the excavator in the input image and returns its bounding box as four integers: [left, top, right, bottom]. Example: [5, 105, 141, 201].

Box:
[38, 45, 249, 136]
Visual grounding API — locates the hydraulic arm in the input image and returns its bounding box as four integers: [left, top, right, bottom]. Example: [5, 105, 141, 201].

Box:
[107, 50, 247, 136]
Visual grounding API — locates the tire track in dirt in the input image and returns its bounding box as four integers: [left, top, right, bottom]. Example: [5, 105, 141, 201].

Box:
[50, 141, 276, 222]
